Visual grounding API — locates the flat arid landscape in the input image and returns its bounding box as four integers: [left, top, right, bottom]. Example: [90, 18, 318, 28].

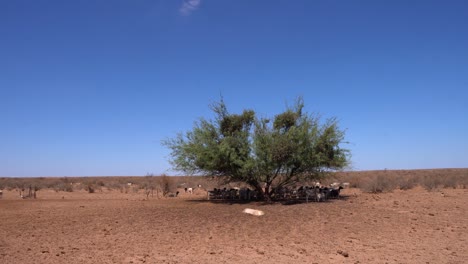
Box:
[3, 1, 468, 263]
[1, 169, 467, 263]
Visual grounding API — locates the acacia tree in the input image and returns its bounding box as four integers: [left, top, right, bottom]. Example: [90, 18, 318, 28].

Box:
[163, 97, 350, 201]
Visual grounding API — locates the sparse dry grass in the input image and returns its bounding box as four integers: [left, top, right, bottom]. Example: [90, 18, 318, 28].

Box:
[0, 174, 216, 199]
[1, 185, 467, 264]
[1, 169, 467, 197]
[333, 168, 468, 193]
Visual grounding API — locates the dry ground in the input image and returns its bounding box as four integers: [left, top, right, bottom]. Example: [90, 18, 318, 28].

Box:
[0, 187, 467, 264]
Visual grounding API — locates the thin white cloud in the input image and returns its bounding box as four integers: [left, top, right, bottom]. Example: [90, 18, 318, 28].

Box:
[179, 0, 201, 16]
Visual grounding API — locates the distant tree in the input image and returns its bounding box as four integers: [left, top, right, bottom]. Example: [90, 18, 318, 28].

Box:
[163, 97, 350, 201]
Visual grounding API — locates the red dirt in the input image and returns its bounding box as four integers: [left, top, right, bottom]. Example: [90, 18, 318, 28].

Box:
[1, 187, 467, 263]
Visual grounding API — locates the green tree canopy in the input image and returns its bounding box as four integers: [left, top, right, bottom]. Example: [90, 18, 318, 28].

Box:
[163, 97, 350, 200]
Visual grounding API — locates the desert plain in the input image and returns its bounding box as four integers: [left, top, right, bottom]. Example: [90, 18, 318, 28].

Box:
[0, 170, 467, 264]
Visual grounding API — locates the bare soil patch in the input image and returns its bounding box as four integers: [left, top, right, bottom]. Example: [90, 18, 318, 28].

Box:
[1, 187, 467, 263]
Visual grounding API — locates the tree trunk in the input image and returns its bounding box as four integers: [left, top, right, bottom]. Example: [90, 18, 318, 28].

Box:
[247, 180, 275, 202]
[264, 183, 272, 202]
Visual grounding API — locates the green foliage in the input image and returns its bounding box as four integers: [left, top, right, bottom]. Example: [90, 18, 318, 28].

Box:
[163, 97, 350, 200]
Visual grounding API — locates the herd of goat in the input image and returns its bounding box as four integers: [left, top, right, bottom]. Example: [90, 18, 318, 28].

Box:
[207, 183, 347, 202]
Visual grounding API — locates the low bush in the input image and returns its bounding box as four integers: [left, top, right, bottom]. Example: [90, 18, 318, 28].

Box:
[359, 174, 398, 193]
[396, 175, 419, 190]
[159, 174, 175, 197]
[86, 184, 95, 193]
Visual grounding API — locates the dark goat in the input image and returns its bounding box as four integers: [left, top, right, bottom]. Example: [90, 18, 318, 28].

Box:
[328, 186, 343, 199]
[168, 191, 180, 197]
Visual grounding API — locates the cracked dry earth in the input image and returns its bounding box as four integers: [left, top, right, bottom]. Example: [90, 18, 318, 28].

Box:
[0, 187, 467, 263]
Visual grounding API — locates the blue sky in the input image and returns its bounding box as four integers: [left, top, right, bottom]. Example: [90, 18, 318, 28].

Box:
[1, 0, 467, 177]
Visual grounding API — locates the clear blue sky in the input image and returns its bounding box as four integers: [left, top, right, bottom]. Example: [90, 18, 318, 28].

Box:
[1, 0, 467, 177]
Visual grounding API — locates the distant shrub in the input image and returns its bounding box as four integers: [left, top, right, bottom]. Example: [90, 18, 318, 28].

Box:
[86, 184, 95, 193]
[97, 180, 105, 187]
[397, 175, 419, 190]
[53, 182, 73, 192]
[64, 184, 73, 192]
[441, 175, 458, 189]
[360, 174, 398, 193]
[420, 175, 442, 191]
[160, 174, 175, 197]
[106, 182, 124, 191]
[461, 173, 468, 189]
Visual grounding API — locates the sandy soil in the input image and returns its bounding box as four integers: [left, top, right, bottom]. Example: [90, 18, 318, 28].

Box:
[0, 187, 467, 264]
